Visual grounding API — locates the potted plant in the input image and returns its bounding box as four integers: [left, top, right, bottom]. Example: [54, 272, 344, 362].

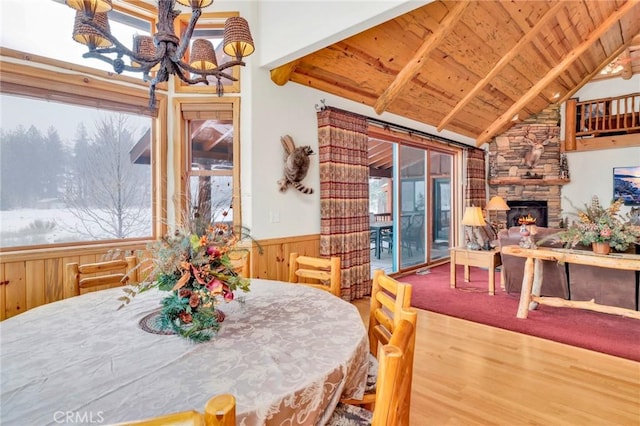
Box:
[556, 196, 640, 254]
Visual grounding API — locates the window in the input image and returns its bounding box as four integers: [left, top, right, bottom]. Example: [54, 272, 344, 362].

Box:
[0, 1, 164, 250]
[177, 98, 242, 232]
[1, 0, 156, 79]
[0, 92, 155, 249]
[174, 12, 242, 95]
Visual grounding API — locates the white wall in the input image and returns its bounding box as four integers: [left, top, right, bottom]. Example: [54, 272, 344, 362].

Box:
[255, 0, 431, 69]
[246, 65, 474, 240]
[561, 75, 640, 217]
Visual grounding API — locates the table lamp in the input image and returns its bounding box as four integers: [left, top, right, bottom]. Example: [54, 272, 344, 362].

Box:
[461, 206, 486, 250]
[485, 195, 510, 232]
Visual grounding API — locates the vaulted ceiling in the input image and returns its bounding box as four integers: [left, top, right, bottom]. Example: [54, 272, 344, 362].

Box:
[270, 0, 640, 147]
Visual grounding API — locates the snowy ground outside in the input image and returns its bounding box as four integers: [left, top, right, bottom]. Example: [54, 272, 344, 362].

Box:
[0, 208, 151, 248]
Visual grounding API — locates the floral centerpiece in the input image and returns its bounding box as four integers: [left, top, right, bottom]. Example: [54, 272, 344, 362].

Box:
[119, 221, 251, 342]
[555, 196, 640, 253]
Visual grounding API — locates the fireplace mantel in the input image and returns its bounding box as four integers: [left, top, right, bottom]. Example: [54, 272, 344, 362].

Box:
[489, 177, 570, 186]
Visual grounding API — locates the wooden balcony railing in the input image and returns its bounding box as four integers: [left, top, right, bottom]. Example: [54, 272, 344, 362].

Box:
[565, 93, 640, 151]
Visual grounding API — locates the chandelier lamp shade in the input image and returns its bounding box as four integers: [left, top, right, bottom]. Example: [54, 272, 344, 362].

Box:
[65, 0, 255, 108]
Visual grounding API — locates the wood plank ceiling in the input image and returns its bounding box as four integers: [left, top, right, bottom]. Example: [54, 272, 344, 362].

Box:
[270, 0, 640, 147]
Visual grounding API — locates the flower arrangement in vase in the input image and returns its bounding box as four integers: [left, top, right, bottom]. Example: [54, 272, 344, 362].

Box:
[555, 196, 640, 254]
[119, 213, 252, 342]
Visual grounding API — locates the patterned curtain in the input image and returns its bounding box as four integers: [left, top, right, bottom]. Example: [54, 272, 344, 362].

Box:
[465, 148, 486, 208]
[317, 108, 371, 300]
[464, 148, 490, 245]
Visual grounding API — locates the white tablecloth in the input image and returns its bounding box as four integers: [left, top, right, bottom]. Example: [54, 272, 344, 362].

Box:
[0, 279, 369, 426]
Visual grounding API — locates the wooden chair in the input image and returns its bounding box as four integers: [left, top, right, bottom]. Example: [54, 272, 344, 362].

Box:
[64, 255, 138, 297]
[112, 393, 236, 426]
[368, 269, 413, 355]
[328, 309, 417, 426]
[288, 252, 341, 297]
[228, 249, 251, 278]
[341, 269, 412, 411]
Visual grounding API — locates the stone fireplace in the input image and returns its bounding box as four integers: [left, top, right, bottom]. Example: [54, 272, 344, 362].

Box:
[488, 106, 567, 229]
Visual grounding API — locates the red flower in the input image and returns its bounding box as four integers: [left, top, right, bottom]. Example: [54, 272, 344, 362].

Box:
[206, 278, 224, 293]
[206, 246, 221, 257]
[222, 283, 234, 301]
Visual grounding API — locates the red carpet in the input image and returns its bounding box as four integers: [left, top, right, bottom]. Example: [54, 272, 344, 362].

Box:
[401, 264, 640, 362]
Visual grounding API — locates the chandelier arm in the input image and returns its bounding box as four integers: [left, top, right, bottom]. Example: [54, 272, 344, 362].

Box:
[82, 50, 157, 74]
[173, 7, 202, 63]
[79, 17, 153, 66]
[85, 45, 166, 73]
[175, 60, 239, 82]
[172, 65, 209, 85]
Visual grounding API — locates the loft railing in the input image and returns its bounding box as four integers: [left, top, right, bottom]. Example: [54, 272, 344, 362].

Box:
[565, 93, 640, 151]
[575, 93, 640, 137]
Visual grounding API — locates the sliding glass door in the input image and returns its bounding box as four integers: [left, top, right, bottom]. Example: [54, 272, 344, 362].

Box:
[368, 134, 457, 275]
[430, 151, 453, 262]
[399, 146, 426, 269]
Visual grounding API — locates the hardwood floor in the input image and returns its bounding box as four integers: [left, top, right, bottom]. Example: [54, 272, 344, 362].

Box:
[352, 298, 640, 425]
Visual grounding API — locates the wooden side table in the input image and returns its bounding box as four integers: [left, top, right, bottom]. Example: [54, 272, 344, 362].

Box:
[450, 247, 503, 295]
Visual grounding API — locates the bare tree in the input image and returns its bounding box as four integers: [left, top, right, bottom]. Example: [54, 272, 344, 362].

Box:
[63, 114, 151, 239]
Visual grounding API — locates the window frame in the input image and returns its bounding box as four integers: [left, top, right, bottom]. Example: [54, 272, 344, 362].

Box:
[174, 12, 242, 95]
[173, 97, 242, 232]
[0, 49, 167, 253]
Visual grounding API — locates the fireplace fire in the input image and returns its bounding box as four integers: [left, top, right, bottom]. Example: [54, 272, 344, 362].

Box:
[507, 201, 548, 228]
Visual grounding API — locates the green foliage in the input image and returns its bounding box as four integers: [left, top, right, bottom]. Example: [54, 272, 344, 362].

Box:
[118, 221, 252, 342]
[557, 196, 640, 252]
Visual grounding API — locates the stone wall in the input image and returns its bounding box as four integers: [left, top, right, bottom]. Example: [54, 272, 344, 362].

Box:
[488, 106, 567, 228]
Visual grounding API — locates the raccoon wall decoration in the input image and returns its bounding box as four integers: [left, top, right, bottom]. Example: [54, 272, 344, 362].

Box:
[277, 135, 314, 195]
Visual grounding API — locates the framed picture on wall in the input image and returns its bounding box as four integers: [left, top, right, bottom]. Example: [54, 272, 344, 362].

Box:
[613, 166, 640, 206]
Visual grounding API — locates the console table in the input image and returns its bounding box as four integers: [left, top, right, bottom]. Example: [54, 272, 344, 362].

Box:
[501, 246, 640, 320]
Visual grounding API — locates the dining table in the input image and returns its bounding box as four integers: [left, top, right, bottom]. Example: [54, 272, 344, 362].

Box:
[0, 279, 369, 426]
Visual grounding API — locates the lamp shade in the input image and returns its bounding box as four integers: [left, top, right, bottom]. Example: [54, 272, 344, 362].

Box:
[131, 35, 158, 68]
[176, 0, 214, 8]
[66, 0, 112, 15]
[223, 17, 255, 60]
[461, 206, 486, 227]
[485, 196, 510, 211]
[190, 39, 218, 71]
[73, 11, 112, 49]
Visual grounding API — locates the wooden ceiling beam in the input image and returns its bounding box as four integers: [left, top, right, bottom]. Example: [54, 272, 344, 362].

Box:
[476, 0, 638, 146]
[437, 1, 565, 132]
[557, 42, 631, 105]
[270, 59, 301, 86]
[373, 1, 470, 115]
[620, 49, 633, 79]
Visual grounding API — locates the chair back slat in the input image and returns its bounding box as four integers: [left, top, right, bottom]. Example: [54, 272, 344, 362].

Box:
[111, 393, 235, 426]
[368, 269, 412, 356]
[288, 252, 341, 297]
[65, 255, 138, 297]
[372, 308, 417, 426]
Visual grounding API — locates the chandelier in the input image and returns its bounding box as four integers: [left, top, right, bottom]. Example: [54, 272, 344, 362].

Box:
[66, 0, 255, 108]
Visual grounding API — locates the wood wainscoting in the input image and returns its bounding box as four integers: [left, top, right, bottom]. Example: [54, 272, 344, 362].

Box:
[0, 242, 148, 320]
[251, 234, 321, 281]
[0, 234, 322, 319]
[0, 234, 322, 320]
